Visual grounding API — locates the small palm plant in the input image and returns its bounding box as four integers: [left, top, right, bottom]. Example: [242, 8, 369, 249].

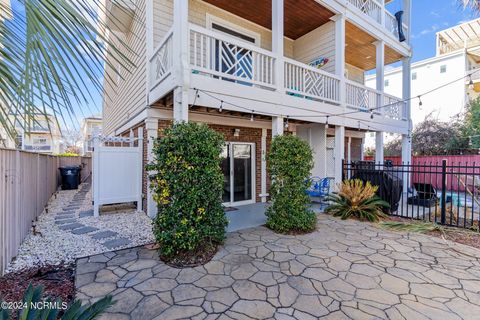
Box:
[325, 179, 389, 222]
[0, 284, 113, 320]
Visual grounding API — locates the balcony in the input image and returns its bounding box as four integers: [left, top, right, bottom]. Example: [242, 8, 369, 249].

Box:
[347, 0, 409, 43]
[151, 24, 406, 124]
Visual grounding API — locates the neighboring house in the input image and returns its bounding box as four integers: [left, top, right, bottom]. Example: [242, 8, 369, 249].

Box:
[14, 114, 62, 154]
[101, 0, 413, 217]
[81, 116, 103, 155]
[365, 18, 480, 148]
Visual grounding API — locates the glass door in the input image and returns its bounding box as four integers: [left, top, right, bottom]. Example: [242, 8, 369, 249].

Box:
[221, 142, 255, 206]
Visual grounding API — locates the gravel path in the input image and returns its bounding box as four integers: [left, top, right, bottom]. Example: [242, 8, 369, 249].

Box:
[5, 183, 154, 274]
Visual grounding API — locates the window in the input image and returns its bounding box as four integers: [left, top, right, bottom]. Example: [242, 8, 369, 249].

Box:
[384, 79, 389, 87]
[440, 65, 447, 73]
[412, 72, 417, 80]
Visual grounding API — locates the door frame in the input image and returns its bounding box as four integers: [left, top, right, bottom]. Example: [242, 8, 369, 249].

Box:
[222, 142, 256, 207]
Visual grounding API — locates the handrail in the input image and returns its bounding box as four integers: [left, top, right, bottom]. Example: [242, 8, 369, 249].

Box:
[283, 57, 342, 82]
[150, 27, 173, 62]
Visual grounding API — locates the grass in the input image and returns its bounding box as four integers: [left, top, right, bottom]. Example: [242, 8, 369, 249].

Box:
[379, 221, 445, 234]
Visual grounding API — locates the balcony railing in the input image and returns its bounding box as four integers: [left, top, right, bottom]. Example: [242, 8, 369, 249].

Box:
[189, 24, 276, 90]
[347, 0, 409, 42]
[383, 93, 406, 120]
[150, 27, 173, 89]
[345, 80, 381, 111]
[284, 58, 340, 104]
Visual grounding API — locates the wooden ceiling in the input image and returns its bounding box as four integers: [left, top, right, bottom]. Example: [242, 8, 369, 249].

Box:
[346, 22, 403, 70]
[202, 0, 334, 39]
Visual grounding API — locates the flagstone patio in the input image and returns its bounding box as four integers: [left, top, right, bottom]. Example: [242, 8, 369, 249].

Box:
[76, 215, 480, 320]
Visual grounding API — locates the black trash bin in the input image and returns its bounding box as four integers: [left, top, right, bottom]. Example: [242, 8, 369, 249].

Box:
[59, 166, 82, 190]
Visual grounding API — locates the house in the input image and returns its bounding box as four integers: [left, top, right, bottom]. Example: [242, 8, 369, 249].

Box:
[100, 0, 413, 217]
[14, 113, 63, 154]
[81, 116, 103, 155]
[365, 18, 480, 148]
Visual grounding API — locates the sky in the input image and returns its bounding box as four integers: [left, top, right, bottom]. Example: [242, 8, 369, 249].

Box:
[400, 0, 477, 63]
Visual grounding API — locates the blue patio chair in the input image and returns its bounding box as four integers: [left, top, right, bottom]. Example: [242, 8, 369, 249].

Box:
[306, 177, 331, 198]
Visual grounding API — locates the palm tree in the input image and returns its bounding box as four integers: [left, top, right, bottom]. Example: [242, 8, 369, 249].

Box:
[0, 0, 134, 143]
[460, 0, 480, 13]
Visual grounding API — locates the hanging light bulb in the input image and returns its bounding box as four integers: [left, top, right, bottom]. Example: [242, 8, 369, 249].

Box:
[469, 75, 474, 89]
[325, 116, 329, 129]
[219, 100, 223, 113]
[370, 109, 374, 119]
[358, 121, 361, 131]
[284, 116, 289, 129]
[250, 111, 254, 122]
[367, 126, 370, 133]
[418, 96, 423, 108]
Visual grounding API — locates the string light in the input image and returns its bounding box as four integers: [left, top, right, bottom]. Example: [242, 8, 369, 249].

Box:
[192, 88, 199, 108]
[358, 121, 361, 131]
[418, 96, 423, 108]
[367, 126, 370, 133]
[219, 100, 223, 113]
[469, 75, 474, 89]
[370, 109, 374, 119]
[325, 116, 329, 129]
[284, 116, 289, 129]
[250, 110, 254, 122]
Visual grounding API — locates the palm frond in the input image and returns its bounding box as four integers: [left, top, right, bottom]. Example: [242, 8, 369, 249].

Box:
[379, 221, 444, 233]
[0, 0, 136, 139]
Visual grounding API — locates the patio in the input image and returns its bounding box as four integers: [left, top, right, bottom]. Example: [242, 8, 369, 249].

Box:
[76, 214, 480, 320]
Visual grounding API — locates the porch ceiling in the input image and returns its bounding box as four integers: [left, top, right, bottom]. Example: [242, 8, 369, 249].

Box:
[346, 22, 403, 70]
[202, 0, 334, 39]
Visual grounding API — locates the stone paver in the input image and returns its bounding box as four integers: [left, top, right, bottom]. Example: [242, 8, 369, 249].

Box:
[91, 230, 118, 240]
[54, 218, 77, 225]
[58, 222, 84, 230]
[102, 238, 132, 249]
[71, 226, 99, 235]
[79, 209, 94, 218]
[76, 215, 480, 320]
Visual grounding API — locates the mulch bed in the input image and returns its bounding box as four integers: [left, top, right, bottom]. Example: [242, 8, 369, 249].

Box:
[0, 264, 75, 305]
[383, 216, 480, 250]
[161, 243, 218, 268]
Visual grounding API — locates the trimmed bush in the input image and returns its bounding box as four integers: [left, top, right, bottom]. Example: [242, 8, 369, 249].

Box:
[147, 122, 227, 264]
[266, 134, 316, 233]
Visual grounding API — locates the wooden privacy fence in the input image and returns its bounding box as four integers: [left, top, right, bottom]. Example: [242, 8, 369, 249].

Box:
[0, 149, 92, 275]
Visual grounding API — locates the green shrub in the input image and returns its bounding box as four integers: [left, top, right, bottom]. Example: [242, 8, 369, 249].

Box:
[147, 122, 227, 262]
[266, 134, 316, 233]
[0, 284, 113, 319]
[325, 179, 389, 222]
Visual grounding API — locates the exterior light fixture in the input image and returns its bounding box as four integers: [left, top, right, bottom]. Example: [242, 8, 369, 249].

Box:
[219, 101, 223, 113]
[284, 116, 289, 129]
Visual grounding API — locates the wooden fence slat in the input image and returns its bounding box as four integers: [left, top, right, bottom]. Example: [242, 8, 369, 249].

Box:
[0, 149, 91, 275]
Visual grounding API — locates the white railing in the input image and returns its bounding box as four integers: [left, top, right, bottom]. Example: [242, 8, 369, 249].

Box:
[150, 27, 173, 89]
[347, 0, 382, 24]
[189, 24, 276, 89]
[345, 80, 381, 111]
[284, 58, 340, 104]
[383, 93, 405, 120]
[385, 11, 409, 42]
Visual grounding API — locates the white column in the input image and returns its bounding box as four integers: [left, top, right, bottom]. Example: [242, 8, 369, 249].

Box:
[332, 14, 346, 108]
[297, 124, 327, 178]
[402, 57, 412, 192]
[173, 0, 189, 122]
[380, 0, 385, 27]
[145, 118, 158, 218]
[146, 0, 153, 100]
[334, 125, 345, 185]
[260, 129, 268, 202]
[272, 0, 284, 93]
[375, 132, 384, 163]
[403, 0, 412, 43]
[272, 116, 284, 137]
[360, 137, 365, 160]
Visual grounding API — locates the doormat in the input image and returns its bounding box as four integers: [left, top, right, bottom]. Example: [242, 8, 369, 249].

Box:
[224, 207, 238, 212]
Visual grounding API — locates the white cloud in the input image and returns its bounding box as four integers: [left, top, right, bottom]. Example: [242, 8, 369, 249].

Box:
[411, 24, 440, 39]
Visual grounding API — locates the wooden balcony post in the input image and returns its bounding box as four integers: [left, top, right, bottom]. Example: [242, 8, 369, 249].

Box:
[272, 0, 284, 93]
[272, 116, 284, 137]
[380, 0, 385, 28]
[173, 0, 189, 122]
[375, 132, 384, 164]
[401, 56, 412, 192]
[331, 14, 346, 109]
[145, 118, 158, 217]
[403, 0, 412, 43]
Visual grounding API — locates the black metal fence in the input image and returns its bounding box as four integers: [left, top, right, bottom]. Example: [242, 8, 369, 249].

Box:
[343, 160, 480, 230]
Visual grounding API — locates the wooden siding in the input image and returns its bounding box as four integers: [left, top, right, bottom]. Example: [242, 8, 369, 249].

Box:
[188, 0, 294, 57]
[346, 63, 365, 84]
[103, 0, 147, 136]
[293, 21, 335, 74]
[152, 0, 173, 48]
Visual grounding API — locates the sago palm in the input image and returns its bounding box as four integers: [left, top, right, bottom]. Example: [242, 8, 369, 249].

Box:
[325, 179, 390, 222]
[0, 0, 134, 144]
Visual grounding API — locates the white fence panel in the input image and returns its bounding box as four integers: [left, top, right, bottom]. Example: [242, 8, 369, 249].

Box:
[92, 132, 143, 217]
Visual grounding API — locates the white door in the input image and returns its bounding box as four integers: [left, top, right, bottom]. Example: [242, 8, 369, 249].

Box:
[221, 142, 256, 206]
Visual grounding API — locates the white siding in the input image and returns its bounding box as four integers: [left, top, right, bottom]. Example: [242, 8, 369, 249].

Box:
[103, 0, 147, 135]
[152, 0, 173, 48]
[293, 21, 336, 74]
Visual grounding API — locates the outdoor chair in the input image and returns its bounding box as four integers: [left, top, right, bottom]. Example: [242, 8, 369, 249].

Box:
[306, 177, 330, 205]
